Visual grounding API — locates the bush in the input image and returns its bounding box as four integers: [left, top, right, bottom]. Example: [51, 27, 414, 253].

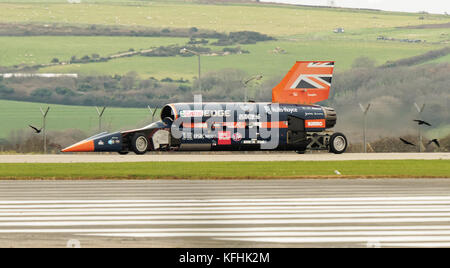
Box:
[381, 47, 450, 67]
[223, 47, 250, 54]
[187, 37, 209, 45]
[178, 85, 191, 92]
[212, 31, 275, 46]
[30, 88, 53, 98]
[77, 83, 94, 92]
[55, 87, 76, 96]
[0, 84, 14, 94]
[142, 45, 211, 57]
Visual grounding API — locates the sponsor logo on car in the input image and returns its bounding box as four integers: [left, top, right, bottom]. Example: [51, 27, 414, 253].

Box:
[239, 114, 261, 120]
[305, 119, 326, 128]
[243, 140, 267, 144]
[180, 110, 231, 118]
[232, 132, 243, 142]
[264, 106, 298, 114]
[106, 137, 120, 145]
[218, 131, 231, 145]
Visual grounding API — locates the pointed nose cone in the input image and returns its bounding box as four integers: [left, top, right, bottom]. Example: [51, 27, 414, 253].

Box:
[61, 140, 95, 153]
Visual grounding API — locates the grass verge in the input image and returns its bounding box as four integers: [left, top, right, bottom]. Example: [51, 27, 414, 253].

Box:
[0, 99, 156, 139]
[0, 160, 448, 180]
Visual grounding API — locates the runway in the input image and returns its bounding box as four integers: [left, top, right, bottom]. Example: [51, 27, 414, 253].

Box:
[0, 152, 449, 163]
[0, 179, 450, 247]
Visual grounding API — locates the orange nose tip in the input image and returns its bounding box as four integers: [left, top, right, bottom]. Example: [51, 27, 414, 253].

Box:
[61, 140, 95, 153]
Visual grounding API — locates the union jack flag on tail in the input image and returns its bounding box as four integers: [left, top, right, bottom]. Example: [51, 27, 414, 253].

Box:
[272, 61, 335, 104]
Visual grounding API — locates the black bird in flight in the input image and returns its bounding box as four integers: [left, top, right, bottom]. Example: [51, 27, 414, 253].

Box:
[413, 119, 431, 126]
[427, 139, 440, 148]
[400, 138, 415, 146]
[28, 125, 42, 134]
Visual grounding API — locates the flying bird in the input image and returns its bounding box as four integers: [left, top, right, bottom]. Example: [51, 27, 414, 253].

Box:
[400, 138, 415, 146]
[28, 125, 42, 134]
[413, 120, 431, 126]
[427, 139, 440, 148]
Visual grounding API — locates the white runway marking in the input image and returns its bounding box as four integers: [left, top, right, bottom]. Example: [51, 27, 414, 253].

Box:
[1, 180, 450, 247]
[2, 196, 450, 203]
[3, 199, 450, 208]
[3, 212, 450, 221]
[216, 236, 450, 243]
[380, 242, 450, 248]
[80, 232, 450, 238]
[1, 152, 448, 163]
[2, 225, 450, 233]
[2, 218, 450, 226]
[2, 206, 450, 216]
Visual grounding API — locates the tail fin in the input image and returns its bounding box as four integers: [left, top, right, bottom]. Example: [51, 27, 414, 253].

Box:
[272, 61, 335, 104]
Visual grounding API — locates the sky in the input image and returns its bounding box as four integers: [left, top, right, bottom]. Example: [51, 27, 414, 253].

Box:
[260, 0, 450, 14]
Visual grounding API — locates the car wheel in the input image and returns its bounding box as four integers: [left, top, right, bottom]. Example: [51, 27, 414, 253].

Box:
[329, 132, 347, 154]
[132, 133, 149, 155]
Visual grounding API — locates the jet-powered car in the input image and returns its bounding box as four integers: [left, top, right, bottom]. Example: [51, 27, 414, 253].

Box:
[62, 61, 347, 154]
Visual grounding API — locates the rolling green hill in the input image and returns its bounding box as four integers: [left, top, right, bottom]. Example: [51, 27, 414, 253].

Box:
[0, 36, 188, 68]
[36, 39, 443, 79]
[0, 0, 449, 142]
[2, 2, 448, 36]
[0, 1, 448, 78]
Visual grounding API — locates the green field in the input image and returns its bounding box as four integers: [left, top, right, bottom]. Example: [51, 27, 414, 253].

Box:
[0, 1, 448, 78]
[38, 39, 443, 78]
[0, 36, 188, 67]
[0, 160, 448, 179]
[299, 26, 450, 43]
[0, 99, 156, 139]
[0, 1, 449, 141]
[2, 2, 449, 36]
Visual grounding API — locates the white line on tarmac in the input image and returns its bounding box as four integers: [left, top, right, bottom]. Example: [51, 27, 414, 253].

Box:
[0, 187, 428, 191]
[77, 230, 450, 237]
[2, 191, 441, 196]
[3, 212, 450, 221]
[1, 226, 450, 233]
[1, 153, 448, 163]
[2, 200, 450, 208]
[0, 218, 450, 226]
[2, 196, 450, 204]
[216, 236, 450, 243]
[1, 186, 441, 192]
[2, 207, 450, 216]
[0, 205, 450, 212]
[380, 242, 450, 248]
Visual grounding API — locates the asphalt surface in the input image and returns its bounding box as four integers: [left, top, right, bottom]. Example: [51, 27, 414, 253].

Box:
[1, 179, 450, 248]
[0, 152, 449, 163]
